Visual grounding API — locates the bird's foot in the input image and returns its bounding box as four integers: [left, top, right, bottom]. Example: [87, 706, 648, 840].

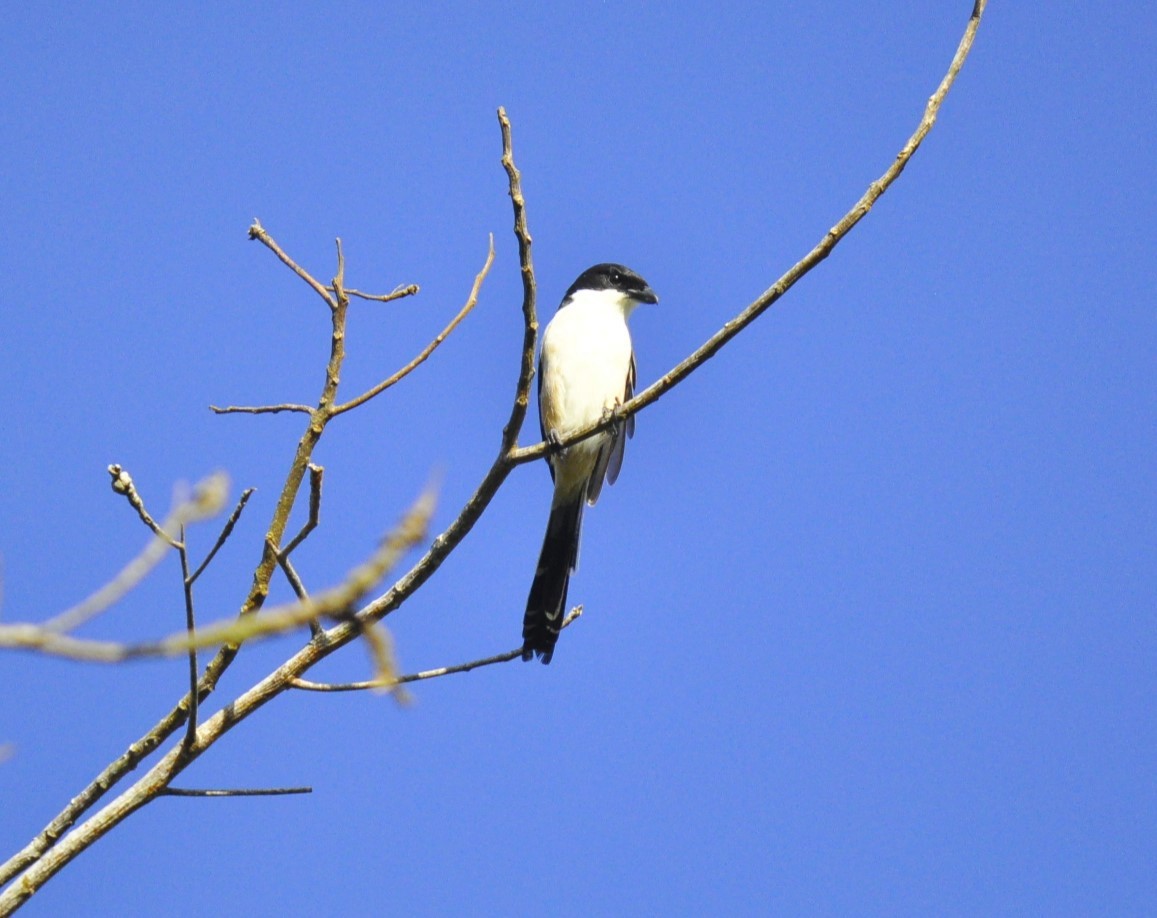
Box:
[601, 400, 626, 427]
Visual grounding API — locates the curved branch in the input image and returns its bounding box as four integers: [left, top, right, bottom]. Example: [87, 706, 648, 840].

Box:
[509, 0, 987, 466]
[497, 105, 539, 453]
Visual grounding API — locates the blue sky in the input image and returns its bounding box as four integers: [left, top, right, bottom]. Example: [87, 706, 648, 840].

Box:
[2, 3, 1154, 914]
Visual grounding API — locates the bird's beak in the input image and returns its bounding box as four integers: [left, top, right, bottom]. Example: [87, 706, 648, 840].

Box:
[635, 285, 659, 305]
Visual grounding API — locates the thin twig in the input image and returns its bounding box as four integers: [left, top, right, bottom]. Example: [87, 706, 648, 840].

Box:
[281, 466, 323, 558]
[178, 526, 198, 747]
[359, 621, 406, 698]
[188, 488, 256, 585]
[291, 608, 583, 692]
[334, 284, 420, 303]
[248, 219, 336, 310]
[343, 107, 541, 632]
[105, 465, 179, 546]
[332, 237, 495, 416]
[497, 105, 538, 454]
[273, 551, 310, 602]
[332, 237, 347, 309]
[209, 403, 313, 415]
[271, 537, 319, 635]
[159, 786, 312, 798]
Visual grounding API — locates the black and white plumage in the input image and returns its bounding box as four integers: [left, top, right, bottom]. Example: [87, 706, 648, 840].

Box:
[522, 263, 658, 664]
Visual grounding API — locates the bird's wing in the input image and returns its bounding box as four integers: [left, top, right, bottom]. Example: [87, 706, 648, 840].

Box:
[604, 352, 635, 486]
[589, 351, 636, 503]
[537, 352, 556, 483]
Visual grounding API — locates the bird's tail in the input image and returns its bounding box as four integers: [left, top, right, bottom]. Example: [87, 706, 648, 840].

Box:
[523, 491, 585, 664]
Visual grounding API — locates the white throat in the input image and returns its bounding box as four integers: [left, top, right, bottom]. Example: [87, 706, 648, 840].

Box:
[563, 287, 641, 321]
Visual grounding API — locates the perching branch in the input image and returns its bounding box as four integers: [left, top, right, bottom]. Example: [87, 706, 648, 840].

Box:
[340, 105, 541, 636]
[497, 105, 539, 455]
[509, 0, 988, 466]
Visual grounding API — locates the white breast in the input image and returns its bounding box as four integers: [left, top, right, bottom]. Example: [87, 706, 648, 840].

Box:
[539, 288, 635, 438]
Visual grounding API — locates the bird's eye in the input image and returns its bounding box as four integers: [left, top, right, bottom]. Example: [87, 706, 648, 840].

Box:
[609, 271, 622, 286]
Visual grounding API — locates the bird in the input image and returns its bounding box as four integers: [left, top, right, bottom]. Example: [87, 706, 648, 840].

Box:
[522, 263, 658, 663]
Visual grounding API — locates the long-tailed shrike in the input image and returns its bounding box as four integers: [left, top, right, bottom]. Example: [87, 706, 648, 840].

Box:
[522, 263, 658, 663]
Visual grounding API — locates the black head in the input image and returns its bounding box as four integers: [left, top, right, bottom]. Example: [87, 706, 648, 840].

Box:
[563, 263, 659, 305]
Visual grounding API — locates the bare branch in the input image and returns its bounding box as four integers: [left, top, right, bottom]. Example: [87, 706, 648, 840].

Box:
[332, 236, 495, 416]
[497, 105, 539, 454]
[509, 0, 987, 466]
[280, 465, 323, 559]
[359, 621, 408, 700]
[333, 237, 346, 302]
[159, 786, 312, 798]
[248, 219, 337, 310]
[273, 550, 310, 602]
[105, 464, 180, 546]
[188, 488, 256, 586]
[178, 528, 199, 747]
[291, 608, 583, 692]
[335, 284, 420, 303]
[270, 524, 317, 635]
[209, 403, 313, 416]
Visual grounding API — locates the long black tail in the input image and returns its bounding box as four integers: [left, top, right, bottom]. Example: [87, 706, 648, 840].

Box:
[523, 493, 585, 664]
